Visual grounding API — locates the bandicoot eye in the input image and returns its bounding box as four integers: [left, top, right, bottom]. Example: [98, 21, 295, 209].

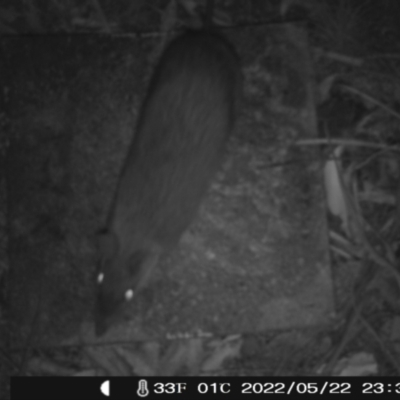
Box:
[125, 289, 134, 301]
[97, 272, 104, 284]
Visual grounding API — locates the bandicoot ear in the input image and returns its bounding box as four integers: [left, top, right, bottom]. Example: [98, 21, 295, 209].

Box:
[127, 249, 161, 291]
[126, 250, 148, 277]
[97, 229, 119, 260]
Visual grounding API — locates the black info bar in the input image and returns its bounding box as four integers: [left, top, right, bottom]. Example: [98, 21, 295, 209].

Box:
[10, 377, 400, 399]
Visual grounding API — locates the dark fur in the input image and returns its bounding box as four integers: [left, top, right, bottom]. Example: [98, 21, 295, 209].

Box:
[95, 31, 241, 336]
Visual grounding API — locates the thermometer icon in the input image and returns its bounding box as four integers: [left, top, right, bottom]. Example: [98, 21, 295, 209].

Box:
[137, 379, 149, 397]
